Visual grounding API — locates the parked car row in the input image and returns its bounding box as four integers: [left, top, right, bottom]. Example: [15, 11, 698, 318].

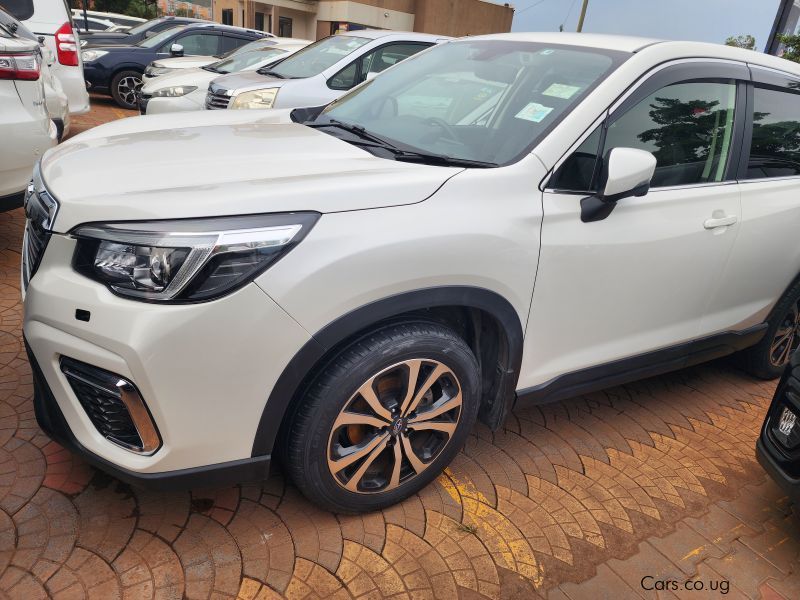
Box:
[19, 31, 800, 513]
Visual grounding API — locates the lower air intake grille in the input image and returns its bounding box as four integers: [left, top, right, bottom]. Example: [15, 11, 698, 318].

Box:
[60, 357, 161, 455]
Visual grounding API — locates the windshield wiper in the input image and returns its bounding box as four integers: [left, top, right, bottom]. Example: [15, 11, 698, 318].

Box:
[306, 119, 498, 168]
[202, 65, 220, 73]
[257, 68, 286, 78]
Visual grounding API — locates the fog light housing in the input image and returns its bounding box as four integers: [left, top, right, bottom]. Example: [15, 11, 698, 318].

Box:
[773, 404, 800, 450]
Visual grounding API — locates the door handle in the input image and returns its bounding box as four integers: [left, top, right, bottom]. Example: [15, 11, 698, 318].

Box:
[703, 215, 738, 229]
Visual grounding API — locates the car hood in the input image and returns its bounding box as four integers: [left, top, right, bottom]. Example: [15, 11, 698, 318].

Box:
[41, 111, 461, 232]
[141, 66, 215, 93]
[210, 70, 291, 94]
[151, 55, 216, 69]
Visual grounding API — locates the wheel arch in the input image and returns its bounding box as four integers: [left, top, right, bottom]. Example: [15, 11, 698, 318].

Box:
[250, 286, 524, 458]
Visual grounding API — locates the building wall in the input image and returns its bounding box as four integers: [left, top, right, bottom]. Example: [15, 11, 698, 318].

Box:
[317, 0, 415, 31]
[414, 0, 513, 37]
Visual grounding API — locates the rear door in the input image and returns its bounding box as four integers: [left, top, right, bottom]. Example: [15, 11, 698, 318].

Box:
[520, 61, 749, 390]
[702, 67, 800, 346]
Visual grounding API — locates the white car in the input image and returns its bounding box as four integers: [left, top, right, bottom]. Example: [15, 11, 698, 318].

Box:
[10, 0, 90, 115]
[141, 37, 307, 85]
[71, 9, 145, 30]
[0, 15, 56, 209]
[139, 39, 310, 114]
[23, 33, 800, 512]
[206, 30, 447, 110]
[72, 14, 116, 34]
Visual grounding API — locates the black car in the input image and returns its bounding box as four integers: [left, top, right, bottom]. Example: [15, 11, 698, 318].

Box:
[757, 351, 800, 502]
[80, 16, 207, 47]
[82, 23, 266, 109]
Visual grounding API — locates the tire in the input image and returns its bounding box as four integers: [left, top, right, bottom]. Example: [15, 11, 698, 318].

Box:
[740, 277, 800, 379]
[110, 70, 142, 109]
[284, 321, 480, 513]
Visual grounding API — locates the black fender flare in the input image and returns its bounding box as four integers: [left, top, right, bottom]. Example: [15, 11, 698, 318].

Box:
[250, 286, 524, 457]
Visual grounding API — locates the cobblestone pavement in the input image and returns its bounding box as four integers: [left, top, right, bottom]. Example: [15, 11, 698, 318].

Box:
[1, 100, 798, 599]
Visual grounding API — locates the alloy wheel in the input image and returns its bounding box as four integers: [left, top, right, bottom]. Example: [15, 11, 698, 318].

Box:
[770, 299, 800, 367]
[326, 358, 462, 494]
[117, 76, 142, 107]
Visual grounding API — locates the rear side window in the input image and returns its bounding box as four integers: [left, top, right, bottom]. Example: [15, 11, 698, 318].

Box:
[2, 0, 34, 21]
[746, 86, 800, 179]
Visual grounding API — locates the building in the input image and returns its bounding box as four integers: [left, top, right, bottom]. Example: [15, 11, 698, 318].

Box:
[207, 0, 514, 40]
[768, 0, 800, 54]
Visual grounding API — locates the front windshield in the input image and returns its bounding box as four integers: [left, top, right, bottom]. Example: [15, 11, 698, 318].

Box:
[211, 47, 286, 73]
[127, 19, 161, 36]
[268, 35, 370, 79]
[216, 38, 275, 59]
[321, 40, 624, 166]
[137, 25, 186, 48]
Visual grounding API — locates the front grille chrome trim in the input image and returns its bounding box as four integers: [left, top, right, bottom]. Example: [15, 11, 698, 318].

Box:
[60, 358, 162, 456]
[205, 89, 231, 109]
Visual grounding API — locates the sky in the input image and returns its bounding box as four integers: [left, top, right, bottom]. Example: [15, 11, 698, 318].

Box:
[505, 0, 783, 51]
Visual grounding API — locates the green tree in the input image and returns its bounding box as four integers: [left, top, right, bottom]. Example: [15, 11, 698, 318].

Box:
[777, 33, 800, 63]
[724, 34, 756, 50]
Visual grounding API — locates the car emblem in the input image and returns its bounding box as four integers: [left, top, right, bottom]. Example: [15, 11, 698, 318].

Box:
[778, 407, 797, 437]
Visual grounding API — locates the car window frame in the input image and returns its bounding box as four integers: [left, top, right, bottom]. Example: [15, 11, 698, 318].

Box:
[545, 59, 752, 195]
[737, 65, 800, 183]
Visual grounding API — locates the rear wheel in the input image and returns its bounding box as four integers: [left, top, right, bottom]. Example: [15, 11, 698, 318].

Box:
[284, 322, 480, 513]
[740, 279, 800, 379]
[111, 70, 142, 109]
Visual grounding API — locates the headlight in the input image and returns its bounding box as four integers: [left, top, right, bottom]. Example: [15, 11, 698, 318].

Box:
[145, 66, 172, 77]
[231, 87, 278, 109]
[81, 50, 107, 62]
[151, 85, 197, 98]
[71, 213, 319, 302]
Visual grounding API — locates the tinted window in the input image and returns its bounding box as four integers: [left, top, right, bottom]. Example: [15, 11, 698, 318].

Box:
[746, 86, 800, 179]
[219, 35, 255, 54]
[604, 81, 737, 187]
[1, 0, 34, 21]
[550, 127, 602, 192]
[138, 26, 187, 48]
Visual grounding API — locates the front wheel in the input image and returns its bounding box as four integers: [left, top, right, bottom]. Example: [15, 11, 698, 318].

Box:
[284, 322, 480, 513]
[111, 70, 142, 109]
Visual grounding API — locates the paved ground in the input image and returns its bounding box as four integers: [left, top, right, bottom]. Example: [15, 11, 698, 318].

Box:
[1, 98, 798, 599]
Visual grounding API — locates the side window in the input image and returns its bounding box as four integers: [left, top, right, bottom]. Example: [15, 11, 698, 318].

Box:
[219, 35, 252, 54]
[550, 127, 602, 192]
[329, 62, 359, 90]
[746, 86, 800, 179]
[604, 81, 737, 188]
[173, 33, 220, 56]
[360, 43, 430, 80]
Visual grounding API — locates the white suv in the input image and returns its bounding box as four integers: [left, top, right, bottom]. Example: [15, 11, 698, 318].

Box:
[23, 33, 800, 512]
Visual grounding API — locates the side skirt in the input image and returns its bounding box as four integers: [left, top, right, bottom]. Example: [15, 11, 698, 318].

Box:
[515, 324, 768, 407]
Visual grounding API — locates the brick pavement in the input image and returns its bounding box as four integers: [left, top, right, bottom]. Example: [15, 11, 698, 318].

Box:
[0, 100, 797, 599]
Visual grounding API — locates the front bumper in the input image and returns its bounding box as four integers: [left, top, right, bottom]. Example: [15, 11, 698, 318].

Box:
[24, 233, 312, 478]
[756, 437, 800, 502]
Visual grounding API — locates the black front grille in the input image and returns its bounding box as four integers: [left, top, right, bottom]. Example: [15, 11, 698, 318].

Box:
[138, 92, 151, 115]
[205, 89, 230, 109]
[60, 357, 144, 452]
[22, 208, 51, 289]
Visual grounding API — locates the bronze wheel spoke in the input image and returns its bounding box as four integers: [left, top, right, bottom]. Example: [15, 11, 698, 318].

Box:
[409, 391, 462, 423]
[398, 359, 423, 416]
[400, 432, 428, 474]
[344, 435, 390, 492]
[333, 411, 389, 430]
[387, 440, 404, 490]
[408, 420, 457, 435]
[402, 363, 452, 417]
[357, 380, 393, 421]
[330, 432, 388, 474]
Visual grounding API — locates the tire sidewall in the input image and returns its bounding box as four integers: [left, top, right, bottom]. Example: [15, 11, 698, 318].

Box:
[298, 329, 480, 513]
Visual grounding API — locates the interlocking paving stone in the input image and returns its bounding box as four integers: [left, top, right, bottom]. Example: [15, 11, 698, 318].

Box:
[0, 102, 796, 598]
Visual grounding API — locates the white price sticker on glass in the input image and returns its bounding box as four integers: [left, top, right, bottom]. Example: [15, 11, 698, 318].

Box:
[515, 102, 553, 123]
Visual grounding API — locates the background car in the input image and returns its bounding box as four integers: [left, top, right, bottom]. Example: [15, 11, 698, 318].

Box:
[83, 22, 267, 109]
[6, 0, 90, 115]
[72, 14, 116, 34]
[139, 38, 311, 114]
[1, 7, 69, 139]
[758, 351, 800, 503]
[0, 10, 56, 210]
[79, 15, 207, 48]
[71, 8, 145, 31]
[207, 30, 447, 111]
[141, 36, 304, 84]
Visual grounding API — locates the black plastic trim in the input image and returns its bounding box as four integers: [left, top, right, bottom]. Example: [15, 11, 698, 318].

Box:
[757, 437, 800, 502]
[516, 323, 768, 407]
[26, 338, 270, 490]
[250, 286, 524, 457]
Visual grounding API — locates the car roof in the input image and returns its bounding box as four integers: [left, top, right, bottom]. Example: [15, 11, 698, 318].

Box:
[339, 29, 451, 42]
[467, 32, 661, 52]
[171, 21, 265, 37]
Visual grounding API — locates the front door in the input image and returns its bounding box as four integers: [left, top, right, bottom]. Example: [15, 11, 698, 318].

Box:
[519, 66, 748, 391]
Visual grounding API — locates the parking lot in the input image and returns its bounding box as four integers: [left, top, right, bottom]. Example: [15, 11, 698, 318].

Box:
[0, 100, 794, 600]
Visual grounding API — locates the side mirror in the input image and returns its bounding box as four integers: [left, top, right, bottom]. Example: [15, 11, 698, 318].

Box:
[581, 147, 656, 223]
[170, 43, 184, 57]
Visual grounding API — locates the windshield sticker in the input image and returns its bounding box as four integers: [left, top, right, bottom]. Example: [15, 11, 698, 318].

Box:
[539, 49, 555, 55]
[515, 102, 553, 123]
[543, 83, 581, 99]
